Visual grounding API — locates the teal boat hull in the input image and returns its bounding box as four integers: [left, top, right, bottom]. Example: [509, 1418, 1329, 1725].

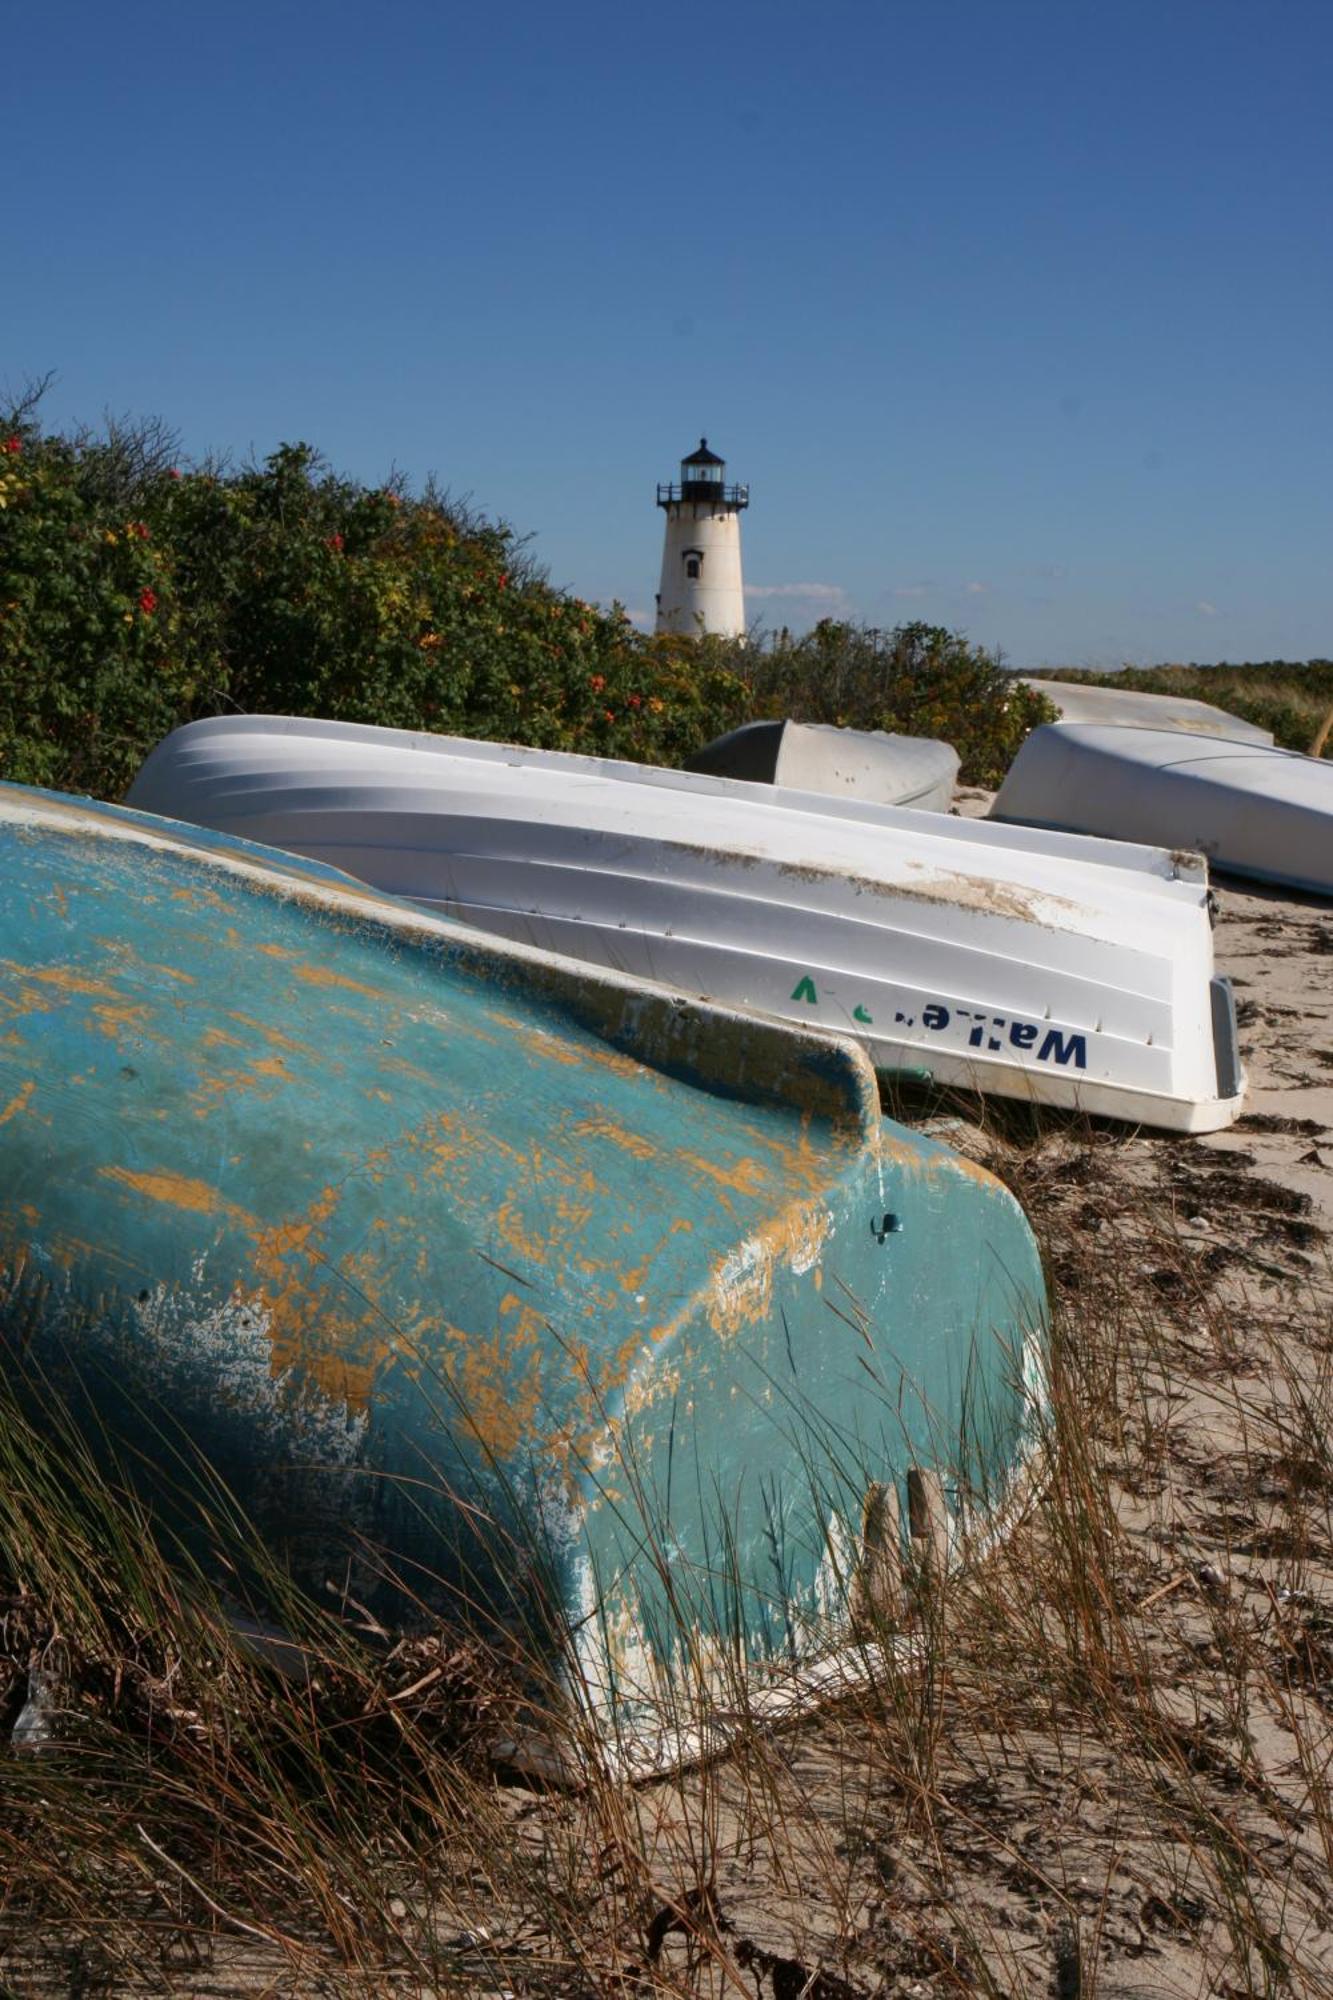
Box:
[0, 784, 1046, 1740]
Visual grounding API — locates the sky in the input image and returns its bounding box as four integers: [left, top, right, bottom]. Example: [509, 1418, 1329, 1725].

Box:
[6, 0, 1331, 667]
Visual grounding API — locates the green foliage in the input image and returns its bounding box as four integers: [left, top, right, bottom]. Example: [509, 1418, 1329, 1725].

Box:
[723, 619, 1057, 787]
[1037, 661, 1333, 758]
[0, 416, 756, 799]
[0, 426, 200, 796]
[2, 402, 1045, 801]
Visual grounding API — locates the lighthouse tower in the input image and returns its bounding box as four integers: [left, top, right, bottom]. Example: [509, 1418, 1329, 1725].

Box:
[655, 438, 749, 638]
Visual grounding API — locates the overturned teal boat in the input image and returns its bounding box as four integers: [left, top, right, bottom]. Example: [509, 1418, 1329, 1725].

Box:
[0, 783, 1046, 1756]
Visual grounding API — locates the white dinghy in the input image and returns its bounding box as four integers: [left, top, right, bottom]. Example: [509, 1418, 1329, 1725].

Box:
[1020, 680, 1274, 744]
[994, 723, 1333, 898]
[685, 719, 959, 811]
[129, 715, 1245, 1133]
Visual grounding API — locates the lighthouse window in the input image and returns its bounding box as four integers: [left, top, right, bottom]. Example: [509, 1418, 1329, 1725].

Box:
[686, 556, 701, 579]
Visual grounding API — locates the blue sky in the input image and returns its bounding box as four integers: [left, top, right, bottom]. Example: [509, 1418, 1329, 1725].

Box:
[6, 0, 1330, 666]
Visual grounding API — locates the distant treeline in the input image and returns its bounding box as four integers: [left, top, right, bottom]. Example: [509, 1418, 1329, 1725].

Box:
[1, 395, 1050, 802]
[1032, 661, 1333, 756]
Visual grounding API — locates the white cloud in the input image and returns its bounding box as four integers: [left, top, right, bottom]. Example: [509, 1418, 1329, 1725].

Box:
[1195, 600, 1219, 617]
[744, 581, 847, 604]
[964, 580, 990, 596]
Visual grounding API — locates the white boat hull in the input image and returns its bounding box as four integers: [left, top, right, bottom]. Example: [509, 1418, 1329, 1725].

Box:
[128, 716, 1246, 1133]
[994, 724, 1333, 898]
[1020, 680, 1274, 743]
[686, 719, 959, 811]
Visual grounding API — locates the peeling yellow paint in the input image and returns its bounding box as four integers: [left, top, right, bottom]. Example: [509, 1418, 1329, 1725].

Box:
[294, 963, 382, 997]
[243, 1184, 390, 1412]
[169, 884, 228, 911]
[705, 1202, 833, 1341]
[497, 1290, 550, 1349]
[379, 1054, 443, 1088]
[188, 1054, 290, 1115]
[494, 1199, 552, 1266]
[226, 1011, 320, 1058]
[299, 1350, 383, 1411]
[200, 1025, 245, 1051]
[0, 1081, 34, 1126]
[3, 962, 119, 1000]
[675, 1148, 767, 1198]
[250, 1183, 341, 1292]
[92, 1001, 152, 1042]
[490, 1012, 585, 1068]
[454, 1335, 547, 1458]
[570, 1115, 658, 1162]
[99, 1166, 243, 1219]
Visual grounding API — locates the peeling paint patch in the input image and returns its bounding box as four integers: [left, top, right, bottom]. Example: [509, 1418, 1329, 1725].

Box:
[5, 963, 120, 1000]
[293, 963, 382, 997]
[200, 1025, 245, 1051]
[0, 1081, 34, 1126]
[570, 1116, 659, 1162]
[707, 1204, 833, 1339]
[92, 1001, 153, 1042]
[226, 1012, 318, 1057]
[99, 1166, 242, 1219]
[132, 1284, 370, 1462]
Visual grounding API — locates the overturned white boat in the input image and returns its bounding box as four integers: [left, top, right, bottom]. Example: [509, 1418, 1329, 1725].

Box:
[129, 715, 1245, 1132]
[1020, 679, 1274, 743]
[994, 723, 1333, 899]
[686, 719, 959, 811]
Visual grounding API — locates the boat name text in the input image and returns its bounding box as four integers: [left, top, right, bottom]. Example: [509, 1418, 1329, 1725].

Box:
[788, 979, 1088, 1072]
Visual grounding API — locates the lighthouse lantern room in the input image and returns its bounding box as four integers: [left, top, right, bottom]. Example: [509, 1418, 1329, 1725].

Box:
[655, 438, 749, 639]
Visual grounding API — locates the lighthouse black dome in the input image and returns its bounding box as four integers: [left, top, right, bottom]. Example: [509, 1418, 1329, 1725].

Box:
[657, 437, 749, 510]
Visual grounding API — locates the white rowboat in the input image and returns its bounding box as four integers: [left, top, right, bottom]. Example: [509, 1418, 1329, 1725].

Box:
[129, 715, 1246, 1132]
[994, 723, 1333, 898]
[685, 719, 959, 810]
[1020, 680, 1274, 744]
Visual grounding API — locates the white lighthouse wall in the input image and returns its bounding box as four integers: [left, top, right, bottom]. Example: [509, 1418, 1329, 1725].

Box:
[655, 505, 746, 638]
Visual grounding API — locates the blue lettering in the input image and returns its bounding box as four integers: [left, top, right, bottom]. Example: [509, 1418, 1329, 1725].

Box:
[922, 1004, 950, 1031]
[1009, 1022, 1039, 1050]
[1038, 1028, 1087, 1069]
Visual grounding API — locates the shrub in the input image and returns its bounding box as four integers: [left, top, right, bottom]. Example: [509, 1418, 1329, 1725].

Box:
[0, 426, 201, 797]
[726, 619, 1056, 788]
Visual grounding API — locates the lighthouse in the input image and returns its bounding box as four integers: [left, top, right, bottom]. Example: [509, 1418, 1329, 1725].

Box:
[654, 438, 749, 638]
